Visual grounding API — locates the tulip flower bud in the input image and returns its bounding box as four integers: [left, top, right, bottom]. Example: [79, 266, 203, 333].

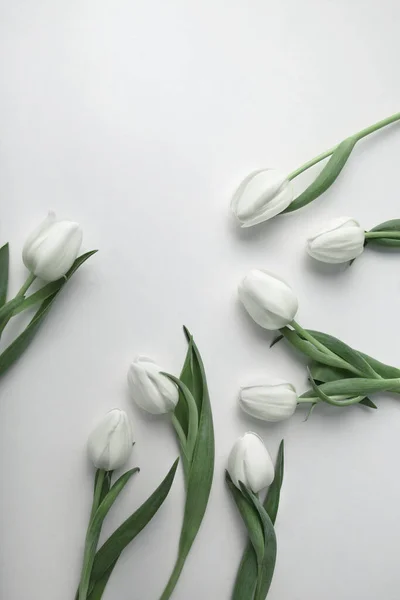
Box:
[239, 379, 297, 422]
[23, 211, 83, 281]
[87, 409, 133, 471]
[239, 269, 298, 330]
[128, 356, 179, 415]
[231, 169, 294, 227]
[227, 432, 274, 492]
[307, 217, 365, 264]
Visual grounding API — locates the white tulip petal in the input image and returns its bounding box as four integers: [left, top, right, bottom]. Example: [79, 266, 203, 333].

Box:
[239, 380, 297, 422]
[307, 217, 365, 264]
[128, 356, 179, 415]
[87, 409, 133, 471]
[227, 432, 275, 493]
[231, 169, 294, 227]
[239, 269, 298, 330]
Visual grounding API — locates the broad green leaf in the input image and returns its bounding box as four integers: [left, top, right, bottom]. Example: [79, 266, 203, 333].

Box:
[301, 377, 399, 400]
[162, 373, 198, 461]
[358, 352, 400, 379]
[174, 335, 194, 436]
[88, 459, 179, 593]
[264, 440, 284, 524]
[370, 219, 400, 232]
[280, 327, 353, 371]
[309, 361, 354, 383]
[232, 441, 284, 600]
[0, 250, 96, 377]
[0, 243, 9, 307]
[306, 330, 379, 378]
[78, 468, 139, 600]
[87, 564, 116, 600]
[226, 473, 265, 570]
[160, 330, 215, 600]
[284, 137, 357, 213]
[0, 297, 25, 331]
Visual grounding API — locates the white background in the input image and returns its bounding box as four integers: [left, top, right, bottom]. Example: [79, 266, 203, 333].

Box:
[1, 1, 400, 599]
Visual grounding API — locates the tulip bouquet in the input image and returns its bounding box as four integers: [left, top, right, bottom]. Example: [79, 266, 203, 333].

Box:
[128, 328, 215, 600]
[0, 211, 95, 386]
[231, 112, 400, 227]
[239, 269, 400, 419]
[226, 436, 284, 600]
[307, 216, 400, 264]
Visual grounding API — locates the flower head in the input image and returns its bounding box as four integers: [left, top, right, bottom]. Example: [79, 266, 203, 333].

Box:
[23, 212, 82, 281]
[227, 432, 275, 492]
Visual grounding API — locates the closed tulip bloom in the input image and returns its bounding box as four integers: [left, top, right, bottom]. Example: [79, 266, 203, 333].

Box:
[227, 432, 274, 492]
[87, 409, 133, 471]
[307, 217, 365, 264]
[23, 211, 83, 281]
[231, 169, 294, 227]
[239, 380, 297, 422]
[239, 269, 298, 330]
[128, 356, 179, 415]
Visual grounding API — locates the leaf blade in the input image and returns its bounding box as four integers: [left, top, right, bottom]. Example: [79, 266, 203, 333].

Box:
[284, 137, 357, 213]
[88, 459, 179, 590]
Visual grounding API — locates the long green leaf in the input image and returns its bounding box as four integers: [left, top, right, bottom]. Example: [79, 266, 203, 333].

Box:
[366, 219, 400, 247]
[358, 352, 400, 379]
[87, 565, 116, 600]
[284, 137, 357, 213]
[0, 243, 9, 307]
[88, 459, 179, 592]
[0, 250, 97, 377]
[307, 330, 379, 378]
[160, 329, 215, 600]
[78, 469, 139, 600]
[242, 487, 277, 600]
[232, 441, 284, 600]
[226, 473, 265, 570]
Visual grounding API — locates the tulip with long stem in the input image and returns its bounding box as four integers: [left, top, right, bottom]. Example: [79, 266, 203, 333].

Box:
[232, 112, 400, 227]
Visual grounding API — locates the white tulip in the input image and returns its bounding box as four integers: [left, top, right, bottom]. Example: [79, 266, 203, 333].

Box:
[239, 269, 298, 330]
[23, 211, 83, 281]
[128, 356, 179, 415]
[239, 379, 297, 422]
[87, 409, 133, 471]
[307, 217, 365, 264]
[227, 432, 274, 492]
[231, 169, 293, 227]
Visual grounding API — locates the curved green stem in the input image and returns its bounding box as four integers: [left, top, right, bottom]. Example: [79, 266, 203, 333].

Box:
[159, 555, 186, 600]
[290, 321, 365, 377]
[16, 272, 36, 298]
[288, 111, 400, 180]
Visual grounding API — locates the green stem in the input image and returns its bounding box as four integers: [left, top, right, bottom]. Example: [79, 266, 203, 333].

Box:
[0, 273, 36, 338]
[291, 321, 335, 357]
[288, 111, 400, 180]
[159, 555, 186, 600]
[365, 230, 400, 240]
[78, 470, 106, 600]
[89, 470, 106, 524]
[289, 321, 368, 378]
[16, 272, 36, 298]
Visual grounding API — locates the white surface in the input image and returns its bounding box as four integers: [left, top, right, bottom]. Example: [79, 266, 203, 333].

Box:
[0, 1, 400, 599]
